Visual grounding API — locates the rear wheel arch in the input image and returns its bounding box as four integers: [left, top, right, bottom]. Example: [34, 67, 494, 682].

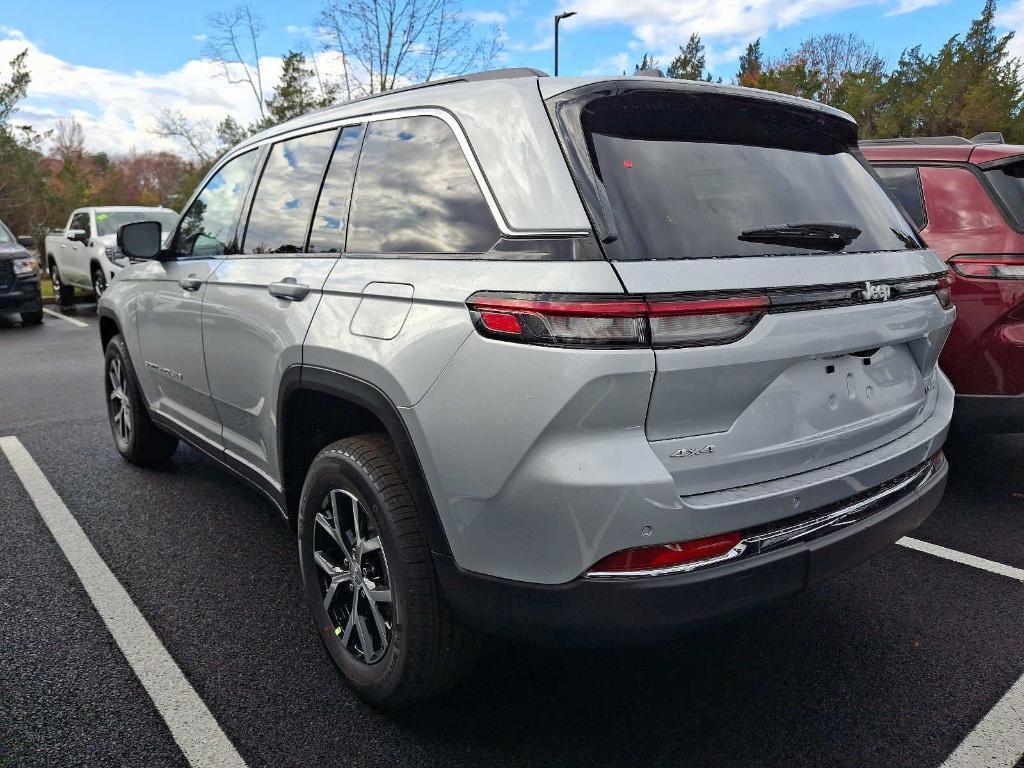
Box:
[277, 365, 451, 555]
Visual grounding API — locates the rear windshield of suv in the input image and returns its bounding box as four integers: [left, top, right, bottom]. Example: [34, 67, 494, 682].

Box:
[575, 90, 920, 260]
[984, 160, 1024, 229]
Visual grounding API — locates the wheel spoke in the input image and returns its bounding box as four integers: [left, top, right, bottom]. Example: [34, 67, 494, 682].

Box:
[349, 494, 363, 548]
[365, 589, 390, 641]
[341, 588, 360, 646]
[313, 549, 343, 576]
[366, 587, 391, 603]
[322, 574, 350, 613]
[354, 611, 375, 661]
[109, 367, 120, 391]
[359, 536, 382, 557]
[329, 491, 352, 554]
[315, 511, 345, 550]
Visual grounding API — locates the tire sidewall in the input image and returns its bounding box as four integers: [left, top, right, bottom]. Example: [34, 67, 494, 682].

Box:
[104, 336, 137, 457]
[297, 449, 412, 701]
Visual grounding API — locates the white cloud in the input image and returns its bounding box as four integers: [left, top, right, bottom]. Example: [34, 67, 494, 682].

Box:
[581, 51, 631, 76]
[568, 0, 877, 55]
[998, 0, 1024, 60]
[0, 30, 353, 157]
[192, 33, 208, 42]
[466, 10, 509, 24]
[885, 0, 945, 17]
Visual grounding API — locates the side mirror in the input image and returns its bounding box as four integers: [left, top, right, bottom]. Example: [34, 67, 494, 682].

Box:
[16, 235, 33, 248]
[67, 228, 88, 244]
[117, 220, 163, 260]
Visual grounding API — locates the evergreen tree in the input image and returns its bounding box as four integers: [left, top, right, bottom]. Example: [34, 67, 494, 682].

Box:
[667, 33, 712, 81]
[264, 51, 337, 126]
[632, 54, 661, 75]
[737, 40, 764, 87]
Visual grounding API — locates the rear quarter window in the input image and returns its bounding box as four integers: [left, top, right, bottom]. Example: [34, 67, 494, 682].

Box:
[346, 115, 500, 255]
[984, 160, 1024, 230]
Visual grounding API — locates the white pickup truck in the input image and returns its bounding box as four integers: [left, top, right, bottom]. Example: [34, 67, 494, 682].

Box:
[44, 206, 178, 304]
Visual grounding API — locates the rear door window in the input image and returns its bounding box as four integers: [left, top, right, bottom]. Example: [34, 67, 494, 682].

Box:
[570, 90, 921, 260]
[177, 150, 258, 257]
[984, 160, 1024, 229]
[873, 166, 927, 230]
[346, 116, 499, 254]
[308, 125, 365, 253]
[243, 130, 337, 254]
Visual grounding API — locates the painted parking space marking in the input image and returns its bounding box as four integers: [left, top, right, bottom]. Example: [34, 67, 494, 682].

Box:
[898, 537, 1024, 582]
[897, 536, 1024, 767]
[940, 671, 1024, 768]
[0, 436, 248, 768]
[42, 307, 88, 327]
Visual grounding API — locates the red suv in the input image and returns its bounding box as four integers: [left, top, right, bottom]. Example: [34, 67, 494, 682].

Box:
[863, 134, 1024, 432]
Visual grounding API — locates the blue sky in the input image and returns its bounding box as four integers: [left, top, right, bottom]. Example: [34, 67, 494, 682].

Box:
[0, 0, 1019, 154]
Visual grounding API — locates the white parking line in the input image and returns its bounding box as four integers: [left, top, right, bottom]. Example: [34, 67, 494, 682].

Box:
[898, 537, 1024, 582]
[42, 307, 88, 328]
[0, 436, 248, 768]
[897, 536, 1024, 767]
[941, 674, 1024, 768]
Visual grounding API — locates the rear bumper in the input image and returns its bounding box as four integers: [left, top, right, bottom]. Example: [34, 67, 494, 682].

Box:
[437, 457, 947, 644]
[953, 393, 1024, 434]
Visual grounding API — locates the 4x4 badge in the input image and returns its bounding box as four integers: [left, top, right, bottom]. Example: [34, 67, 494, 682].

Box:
[670, 445, 717, 458]
[859, 281, 892, 302]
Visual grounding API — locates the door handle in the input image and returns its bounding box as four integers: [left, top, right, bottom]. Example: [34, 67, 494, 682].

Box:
[268, 278, 310, 301]
[179, 275, 203, 292]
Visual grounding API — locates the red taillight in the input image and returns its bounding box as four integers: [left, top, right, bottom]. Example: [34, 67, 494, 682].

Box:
[466, 292, 768, 348]
[588, 532, 745, 575]
[950, 255, 1024, 280]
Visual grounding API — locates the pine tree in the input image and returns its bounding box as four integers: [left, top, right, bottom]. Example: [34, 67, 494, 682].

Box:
[264, 51, 338, 126]
[737, 40, 764, 87]
[666, 33, 712, 81]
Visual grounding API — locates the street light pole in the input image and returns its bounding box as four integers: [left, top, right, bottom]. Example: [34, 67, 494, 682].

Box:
[554, 11, 577, 76]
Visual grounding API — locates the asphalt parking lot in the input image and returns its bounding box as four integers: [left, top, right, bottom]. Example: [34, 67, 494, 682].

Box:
[1, 305, 1022, 768]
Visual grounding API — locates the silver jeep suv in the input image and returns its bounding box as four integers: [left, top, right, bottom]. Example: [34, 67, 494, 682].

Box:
[99, 69, 955, 708]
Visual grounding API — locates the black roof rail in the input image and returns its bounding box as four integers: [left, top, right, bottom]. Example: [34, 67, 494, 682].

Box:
[860, 136, 972, 146]
[861, 131, 1005, 146]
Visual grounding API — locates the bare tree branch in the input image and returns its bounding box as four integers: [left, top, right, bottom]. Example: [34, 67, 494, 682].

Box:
[318, 0, 502, 96]
[201, 3, 267, 118]
[152, 109, 214, 163]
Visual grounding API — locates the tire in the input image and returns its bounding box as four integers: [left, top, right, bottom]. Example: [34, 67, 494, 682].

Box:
[297, 434, 481, 710]
[91, 265, 107, 298]
[49, 260, 74, 307]
[104, 334, 178, 467]
[20, 310, 43, 326]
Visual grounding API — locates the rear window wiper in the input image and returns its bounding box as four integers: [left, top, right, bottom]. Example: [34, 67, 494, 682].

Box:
[738, 222, 862, 252]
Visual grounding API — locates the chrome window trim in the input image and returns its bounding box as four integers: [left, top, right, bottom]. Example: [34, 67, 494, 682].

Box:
[585, 454, 943, 579]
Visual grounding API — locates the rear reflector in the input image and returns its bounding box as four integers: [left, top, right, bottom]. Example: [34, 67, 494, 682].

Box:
[951, 255, 1024, 280]
[588, 532, 745, 575]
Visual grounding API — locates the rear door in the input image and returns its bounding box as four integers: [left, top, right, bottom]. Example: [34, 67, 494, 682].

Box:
[550, 84, 954, 496]
[202, 127, 352, 486]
